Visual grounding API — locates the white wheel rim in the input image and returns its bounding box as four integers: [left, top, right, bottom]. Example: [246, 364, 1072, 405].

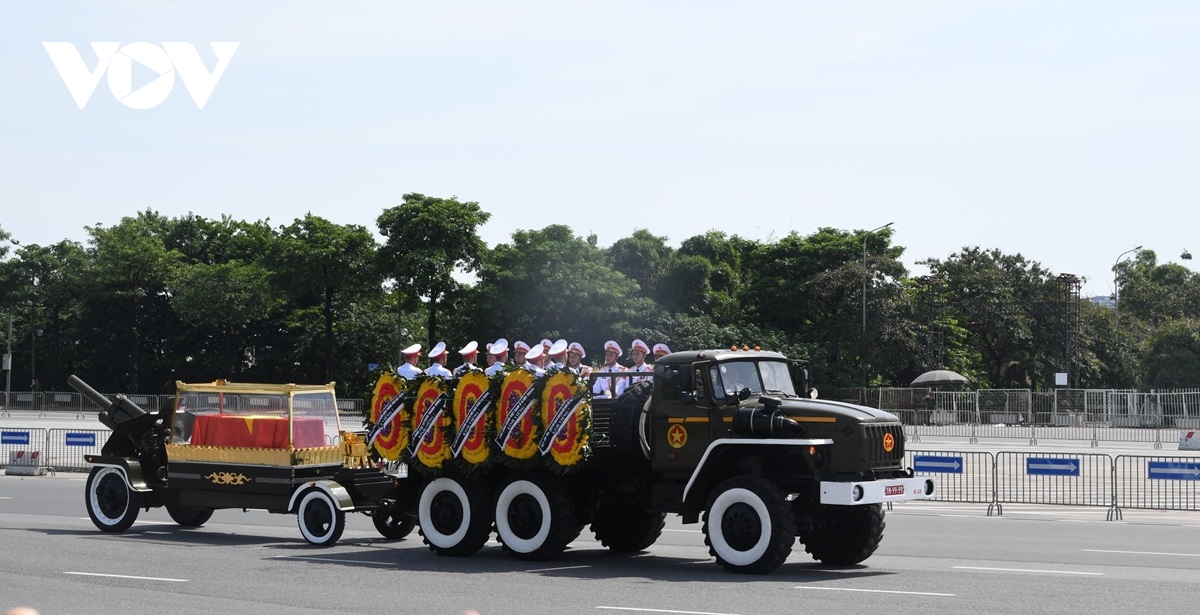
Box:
[494, 480, 551, 553]
[708, 487, 772, 566]
[419, 477, 472, 548]
[298, 490, 338, 543]
[89, 467, 129, 526]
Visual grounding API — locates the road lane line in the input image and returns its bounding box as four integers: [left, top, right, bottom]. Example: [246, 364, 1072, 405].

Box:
[269, 555, 392, 566]
[953, 566, 1102, 576]
[596, 607, 744, 615]
[65, 572, 187, 582]
[663, 529, 702, 534]
[1084, 549, 1200, 558]
[525, 565, 590, 573]
[794, 587, 956, 597]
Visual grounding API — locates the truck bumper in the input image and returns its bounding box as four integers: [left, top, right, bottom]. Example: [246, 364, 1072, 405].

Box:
[819, 476, 935, 505]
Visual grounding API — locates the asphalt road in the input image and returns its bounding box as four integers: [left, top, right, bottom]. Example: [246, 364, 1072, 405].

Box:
[3, 474, 1200, 615]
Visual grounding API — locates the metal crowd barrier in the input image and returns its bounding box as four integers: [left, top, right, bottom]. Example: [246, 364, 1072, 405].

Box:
[903, 450, 996, 510]
[1114, 455, 1200, 512]
[1, 428, 49, 471]
[1, 428, 111, 472]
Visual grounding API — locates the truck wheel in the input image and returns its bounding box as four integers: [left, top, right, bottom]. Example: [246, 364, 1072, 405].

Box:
[85, 467, 141, 533]
[612, 381, 653, 466]
[166, 505, 214, 527]
[802, 503, 885, 566]
[702, 477, 795, 574]
[296, 488, 345, 546]
[418, 476, 492, 556]
[373, 505, 416, 540]
[591, 501, 666, 552]
[494, 474, 576, 561]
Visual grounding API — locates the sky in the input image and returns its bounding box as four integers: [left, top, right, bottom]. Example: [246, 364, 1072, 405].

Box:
[1, 1, 1197, 298]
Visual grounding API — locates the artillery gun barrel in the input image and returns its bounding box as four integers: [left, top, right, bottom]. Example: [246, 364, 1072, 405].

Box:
[68, 375, 112, 411]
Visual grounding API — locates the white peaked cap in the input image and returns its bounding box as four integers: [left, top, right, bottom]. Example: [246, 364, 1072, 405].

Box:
[514, 340, 531, 352]
[652, 343, 671, 356]
[603, 340, 622, 357]
[491, 338, 509, 354]
[568, 342, 585, 358]
[428, 342, 447, 358]
[525, 343, 544, 360]
[459, 341, 478, 355]
[540, 338, 552, 347]
[631, 339, 650, 354]
[402, 343, 422, 356]
[549, 339, 569, 356]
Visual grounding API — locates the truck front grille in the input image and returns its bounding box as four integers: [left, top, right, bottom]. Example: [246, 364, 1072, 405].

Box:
[864, 423, 905, 467]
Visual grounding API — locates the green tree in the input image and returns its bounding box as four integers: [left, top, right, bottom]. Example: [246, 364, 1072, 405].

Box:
[608, 229, 673, 301]
[1140, 319, 1200, 388]
[270, 214, 380, 383]
[376, 193, 491, 348]
[169, 260, 275, 378]
[1116, 250, 1200, 327]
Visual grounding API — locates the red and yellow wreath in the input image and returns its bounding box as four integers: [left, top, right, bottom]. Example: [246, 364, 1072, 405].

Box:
[496, 369, 539, 460]
[368, 372, 408, 460]
[410, 378, 452, 469]
[539, 371, 590, 467]
[452, 371, 492, 465]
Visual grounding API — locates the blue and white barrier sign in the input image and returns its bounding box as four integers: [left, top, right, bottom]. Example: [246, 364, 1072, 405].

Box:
[914, 455, 963, 474]
[1, 431, 30, 446]
[1147, 461, 1200, 481]
[65, 432, 97, 447]
[1026, 457, 1080, 476]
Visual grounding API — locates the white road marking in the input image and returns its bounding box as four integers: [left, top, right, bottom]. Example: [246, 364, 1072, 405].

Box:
[596, 607, 744, 615]
[269, 555, 392, 566]
[953, 566, 1102, 576]
[794, 587, 956, 597]
[524, 564, 590, 573]
[1084, 549, 1200, 558]
[663, 529, 702, 534]
[65, 572, 187, 582]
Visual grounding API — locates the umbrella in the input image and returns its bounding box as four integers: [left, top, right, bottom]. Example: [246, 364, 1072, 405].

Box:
[910, 369, 971, 388]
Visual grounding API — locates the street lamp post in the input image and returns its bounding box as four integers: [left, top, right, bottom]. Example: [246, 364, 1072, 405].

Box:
[861, 222, 894, 386]
[1112, 245, 1142, 328]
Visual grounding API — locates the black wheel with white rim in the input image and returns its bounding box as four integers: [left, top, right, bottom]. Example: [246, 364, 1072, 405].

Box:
[373, 504, 417, 540]
[702, 476, 796, 574]
[494, 474, 577, 561]
[296, 488, 345, 546]
[418, 476, 492, 556]
[591, 500, 666, 553]
[85, 466, 141, 533]
[166, 505, 214, 527]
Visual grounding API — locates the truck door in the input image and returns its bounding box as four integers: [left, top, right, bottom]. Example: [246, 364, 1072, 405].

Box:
[650, 363, 712, 476]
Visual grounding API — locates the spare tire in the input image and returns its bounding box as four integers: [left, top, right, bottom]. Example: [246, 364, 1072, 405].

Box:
[610, 381, 653, 467]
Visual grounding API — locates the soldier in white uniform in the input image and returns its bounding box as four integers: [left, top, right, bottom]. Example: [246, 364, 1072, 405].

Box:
[453, 341, 480, 376]
[522, 343, 546, 377]
[540, 338, 552, 357]
[547, 339, 568, 370]
[592, 340, 625, 399]
[485, 338, 509, 377]
[425, 342, 453, 378]
[396, 344, 423, 379]
[652, 343, 672, 362]
[512, 340, 531, 367]
[567, 342, 591, 379]
[619, 338, 653, 396]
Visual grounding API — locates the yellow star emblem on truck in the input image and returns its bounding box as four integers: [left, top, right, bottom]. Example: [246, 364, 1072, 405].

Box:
[667, 424, 688, 448]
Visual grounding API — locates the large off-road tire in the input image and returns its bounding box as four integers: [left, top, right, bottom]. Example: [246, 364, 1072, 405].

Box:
[801, 503, 885, 566]
[702, 476, 796, 574]
[494, 474, 577, 561]
[373, 503, 417, 540]
[591, 500, 666, 552]
[296, 488, 346, 546]
[85, 466, 141, 533]
[418, 476, 492, 556]
[611, 381, 653, 466]
[166, 505, 214, 527]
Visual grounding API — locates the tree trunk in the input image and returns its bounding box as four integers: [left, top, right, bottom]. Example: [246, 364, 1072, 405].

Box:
[426, 291, 439, 350]
[130, 299, 140, 393]
[324, 287, 335, 383]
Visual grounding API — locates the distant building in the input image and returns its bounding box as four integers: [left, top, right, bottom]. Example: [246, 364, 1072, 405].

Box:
[1088, 295, 1116, 309]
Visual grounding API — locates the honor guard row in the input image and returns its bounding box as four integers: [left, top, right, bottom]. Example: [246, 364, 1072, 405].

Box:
[397, 337, 671, 393]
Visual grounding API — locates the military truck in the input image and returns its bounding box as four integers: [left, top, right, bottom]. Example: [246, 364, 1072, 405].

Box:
[399, 348, 933, 574]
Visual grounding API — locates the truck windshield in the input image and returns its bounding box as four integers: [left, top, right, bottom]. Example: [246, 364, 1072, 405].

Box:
[710, 360, 797, 399]
[759, 361, 797, 396]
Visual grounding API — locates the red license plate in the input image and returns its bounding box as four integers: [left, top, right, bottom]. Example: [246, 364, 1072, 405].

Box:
[884, 485, 905, 496]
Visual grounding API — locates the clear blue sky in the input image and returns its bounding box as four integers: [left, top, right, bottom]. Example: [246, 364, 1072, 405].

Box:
[2, 2, 1196, 297]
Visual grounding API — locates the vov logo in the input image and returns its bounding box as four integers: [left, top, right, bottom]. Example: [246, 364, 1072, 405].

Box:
[43, 42, 239, 109]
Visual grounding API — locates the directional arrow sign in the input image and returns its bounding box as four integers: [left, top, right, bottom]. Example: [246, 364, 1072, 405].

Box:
[914, 455, 963, 474]
[1147, 461, 1200, 481]
[1026, 457, 1080, 476]
[1, 431, 30, 446]
[65, 432, 96, 447]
